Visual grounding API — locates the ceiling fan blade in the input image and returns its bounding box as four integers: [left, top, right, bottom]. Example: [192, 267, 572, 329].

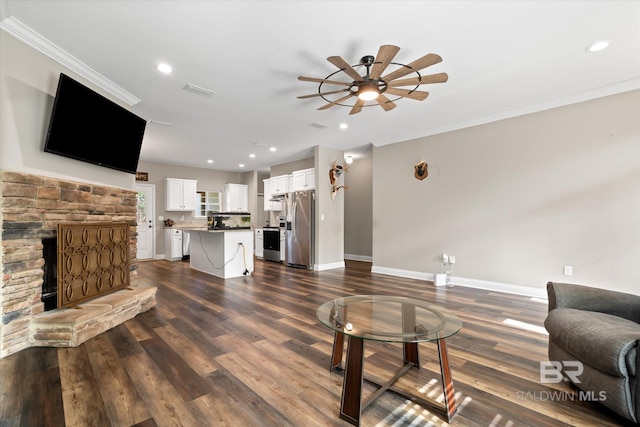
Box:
[387, 72, 449, 87]
[381, 53, 443, 82]
[349, 98, 365, 115]
[297, 89, 349, 99]
[376, 94, 396, 112]
[385, 87, 430, 101]
[369, 45, 400, 80]
[298, 76, 352, 87]
[318, 93, 355, 110]
[327, 56, 364, 81]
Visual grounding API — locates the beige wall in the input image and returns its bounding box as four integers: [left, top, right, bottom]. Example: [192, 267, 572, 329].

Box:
[373, 90, 640, 295]
[0, 32, 136, 189]
[270, 157, 314, 177]
[344, 145, 373, 260]
[314, 146, 345, 269]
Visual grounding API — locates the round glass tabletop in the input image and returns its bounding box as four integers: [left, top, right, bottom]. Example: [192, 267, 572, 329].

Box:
[317, 295, 462, 343]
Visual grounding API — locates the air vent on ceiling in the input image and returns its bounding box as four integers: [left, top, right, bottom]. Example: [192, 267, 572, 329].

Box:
[309, 122, 329, 129]
[182, 83, 216, 97]
[148, 120, 173, 126]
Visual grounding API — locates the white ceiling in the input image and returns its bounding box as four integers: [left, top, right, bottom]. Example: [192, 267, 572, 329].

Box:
[2, 1, 639, 172]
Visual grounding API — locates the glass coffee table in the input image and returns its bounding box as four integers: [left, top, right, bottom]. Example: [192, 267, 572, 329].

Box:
[317, 295, 462, 426]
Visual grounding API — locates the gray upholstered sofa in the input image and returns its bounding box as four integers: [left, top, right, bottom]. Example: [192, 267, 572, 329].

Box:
[544, 282, 640, 423]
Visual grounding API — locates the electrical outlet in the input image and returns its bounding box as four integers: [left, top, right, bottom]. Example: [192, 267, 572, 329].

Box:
[442, 253, 448, 263]
[563, 265, 573, 276]
[449, 256, 456, 264]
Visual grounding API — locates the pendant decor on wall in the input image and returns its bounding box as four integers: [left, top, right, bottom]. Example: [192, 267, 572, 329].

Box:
[329, 161, 349, 200]
[414, 160, 428, 180]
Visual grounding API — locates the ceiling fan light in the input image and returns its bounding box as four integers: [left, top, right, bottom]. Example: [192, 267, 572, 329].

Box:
[358, 87, 379, 101]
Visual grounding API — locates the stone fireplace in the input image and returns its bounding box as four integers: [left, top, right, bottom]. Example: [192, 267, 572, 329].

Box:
[0, 171, 156, 358]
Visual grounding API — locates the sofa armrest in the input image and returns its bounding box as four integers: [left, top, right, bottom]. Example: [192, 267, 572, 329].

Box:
[547, 282, 640, 324]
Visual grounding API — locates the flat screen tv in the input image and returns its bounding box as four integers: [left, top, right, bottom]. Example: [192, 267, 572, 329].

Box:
[44, 73, 147, 174]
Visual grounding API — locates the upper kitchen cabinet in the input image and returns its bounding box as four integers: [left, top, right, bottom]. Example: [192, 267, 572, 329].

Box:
[270, 175, 289, 195]
[224, 183, 248, 212]
[291, 168, 315, 192]
[166, 178, 198, 211]
[263, 179, 282, 211]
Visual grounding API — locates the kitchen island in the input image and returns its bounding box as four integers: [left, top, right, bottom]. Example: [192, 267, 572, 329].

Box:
[186, 229, 254, 278]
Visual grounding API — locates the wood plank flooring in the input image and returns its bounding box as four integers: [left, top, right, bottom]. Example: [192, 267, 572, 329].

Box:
[0, 258, 634, 426]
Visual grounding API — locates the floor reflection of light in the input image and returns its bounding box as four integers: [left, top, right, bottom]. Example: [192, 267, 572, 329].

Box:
[375, 386, 472, 426]
[376, 401, 440, 427]
[489, 413, 515, 426]
[530, 297, 548, 304]
[503, 318, 548, 335]
[417, 378, 439, 399]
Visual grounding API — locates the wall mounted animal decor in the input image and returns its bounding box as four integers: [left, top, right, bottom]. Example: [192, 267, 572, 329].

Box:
[329, 160, 349, 184]
[330, 161, 349, 200]
[414, 160, 428, 180]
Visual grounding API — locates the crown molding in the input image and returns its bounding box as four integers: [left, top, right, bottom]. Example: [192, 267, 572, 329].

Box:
[0, 15, 140, 106]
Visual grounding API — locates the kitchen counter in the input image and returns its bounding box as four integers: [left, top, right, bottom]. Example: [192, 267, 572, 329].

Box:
[185, 229, 254, 278]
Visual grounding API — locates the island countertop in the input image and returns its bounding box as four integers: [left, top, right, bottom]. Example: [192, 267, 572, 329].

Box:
[185, 229, 253, 278]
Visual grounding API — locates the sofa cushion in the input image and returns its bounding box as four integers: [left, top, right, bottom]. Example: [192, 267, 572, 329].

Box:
[545, 308, 639, 378]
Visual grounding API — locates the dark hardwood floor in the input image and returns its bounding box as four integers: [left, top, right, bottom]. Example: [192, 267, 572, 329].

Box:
[0, 258, 634, 426]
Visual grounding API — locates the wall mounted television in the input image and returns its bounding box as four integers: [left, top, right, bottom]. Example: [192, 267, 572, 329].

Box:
[44, 73, 147, 174]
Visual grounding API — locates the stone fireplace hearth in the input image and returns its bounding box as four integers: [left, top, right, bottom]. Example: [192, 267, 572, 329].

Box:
[1, 171, 156, 358]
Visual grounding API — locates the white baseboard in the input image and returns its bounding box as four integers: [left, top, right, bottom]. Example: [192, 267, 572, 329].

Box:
[371, 265, 547, 299]
[452, 276, 547, 298]
[315, 261, 346, 271]
[371, 266, 433, 281]
[344, 254, 373, 262]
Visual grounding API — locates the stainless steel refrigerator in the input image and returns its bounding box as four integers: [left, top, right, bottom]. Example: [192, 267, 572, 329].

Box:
[285, 190, 314, 268]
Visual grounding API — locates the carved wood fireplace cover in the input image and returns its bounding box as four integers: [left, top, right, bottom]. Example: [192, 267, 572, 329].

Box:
[57, 222, 130, 309]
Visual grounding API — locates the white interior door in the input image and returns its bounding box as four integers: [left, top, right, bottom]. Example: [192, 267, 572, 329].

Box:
[135, 183, 155, 260]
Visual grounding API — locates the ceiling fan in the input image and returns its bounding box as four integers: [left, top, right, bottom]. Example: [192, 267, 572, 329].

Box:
[298, 44, 448, 115]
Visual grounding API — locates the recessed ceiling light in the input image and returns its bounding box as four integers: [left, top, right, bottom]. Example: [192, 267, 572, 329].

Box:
[270, 147, 277, 152]
[239, 163, 245, 168]
[586, 40, 611, 53]
[207, 159, 214, 164]
[156, 63, 173, 74]
[339, 123, 348, 130]
[249, 153, 256, 158]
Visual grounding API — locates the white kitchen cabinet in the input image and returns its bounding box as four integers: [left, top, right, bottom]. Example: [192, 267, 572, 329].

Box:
[270, 175, 289, 195]
[224, 183, 248, 212]
[164, 228, 183, 261]
[166, 178, 197, 211]
[255, 228, 264, 258]
[291, 168, 315, 191]
[263, 179, 282, 211]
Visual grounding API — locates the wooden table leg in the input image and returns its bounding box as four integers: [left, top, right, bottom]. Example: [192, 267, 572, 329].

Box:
[330, 331, 344, 370]
[402, 303, 420, 367]
[437, 337, 457, 421]
[340, 335, 364, 426]
[403, 342, 419, 366]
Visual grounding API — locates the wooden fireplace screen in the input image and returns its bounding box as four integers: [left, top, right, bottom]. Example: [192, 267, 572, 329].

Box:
[57, 222, 130, 309]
